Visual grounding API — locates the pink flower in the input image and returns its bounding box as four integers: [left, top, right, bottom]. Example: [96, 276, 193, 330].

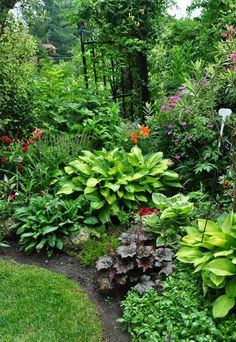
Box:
[33, 128, 43, 138]
[230, 52, 236, 62]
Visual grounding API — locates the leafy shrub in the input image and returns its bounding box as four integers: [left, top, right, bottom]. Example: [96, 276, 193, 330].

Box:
[140, 193, 193, 247]
[96, 229, 174, 294]
[177, 212, 236, 318]
[120, 263, 236, 342]
[56, 145, 180, 224]
[15, 194, 81, 255]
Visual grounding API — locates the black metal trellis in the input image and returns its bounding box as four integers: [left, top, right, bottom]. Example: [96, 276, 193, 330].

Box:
[78, 26, 149, 119]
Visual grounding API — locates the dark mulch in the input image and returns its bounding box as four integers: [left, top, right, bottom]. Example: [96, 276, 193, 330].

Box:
[0, 244, 131, 342]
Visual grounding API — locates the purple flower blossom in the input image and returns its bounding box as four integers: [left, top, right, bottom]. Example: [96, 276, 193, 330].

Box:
[167, 124, 174, 129]
[168, 94, 181, 103]
[180, 121, 187, 127]
[178, 85, 185, 90]
[187, 135, 193, 140]
[165, 131, 172, 136]
[175, 154, 181, 160]
[175, 138, 181, 143]
[161, 105, 168, 112]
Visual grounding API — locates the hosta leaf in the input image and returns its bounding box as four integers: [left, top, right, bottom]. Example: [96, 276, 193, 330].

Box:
[226, 277, 236, 297]
[146, 152, 163, 167]
[209, 274, 226, 287]
[48, 234, 56, 248]
[92, 165, 108, 177]
[213, 295, 235, 318]
[98, 208, 111, 224]
[106, 194, 117, 205]
[42, 226, 58, 235]
[149, 166, 167, 176]
[198, 219, 218, 233]
[87, 178, 99, 187]
[91, 200, 105, 210]
[131, 171, 148, 180]
[36, 238, 47, 251]
[100, 188, 110, 199]
[56, 181, 77, 195]
[162, 181, 182, 188]
[56, 238, 64, 250]
[135, 193, 148, 202]
[176, 247, 202, 263]
[213, 250, 234, 257]
[206, 258, 236, 276]
[222, 212, 233, 234]
[64, 166, 75, 175]
[69, 161, 91, 175]
[162, 171, 179, 180]
[104, 182, 120, 192]
[85, 192, 101, 202]
[131, 145, 144, 163]
[152, 193, 168, 206]
[84, 186, 97, 195]
[123, 192, 135, 200]
[125, 184, 135, 193]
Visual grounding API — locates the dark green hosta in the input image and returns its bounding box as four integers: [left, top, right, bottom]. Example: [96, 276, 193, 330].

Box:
[15, 195, 81, 256]
[177, 212, 236, 318]
[56, 146, 180, 224]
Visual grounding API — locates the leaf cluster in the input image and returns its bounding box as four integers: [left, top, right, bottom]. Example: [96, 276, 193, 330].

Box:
[96, 229, 174, 294]
[177, 212, 236, 318]
[56, 145, 180, 224]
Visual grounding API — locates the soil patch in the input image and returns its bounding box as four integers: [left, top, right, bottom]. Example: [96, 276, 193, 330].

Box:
[0, 244, 131, 342]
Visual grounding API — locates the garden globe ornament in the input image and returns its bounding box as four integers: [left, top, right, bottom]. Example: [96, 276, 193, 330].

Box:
[218, 108, 232, 147]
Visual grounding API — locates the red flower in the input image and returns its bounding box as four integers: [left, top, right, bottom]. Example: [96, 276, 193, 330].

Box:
[2, 136, 12, 144]
[0, 157, 7, 165]
[16, 163, 23, 170]
[21, 143, 28, 153]
[9, 193, 15, 200]
[131, 132, 138, 144]
[26, 140, 33, 146]
[40, 191, 45, 197]
[138, 208, 159, 216]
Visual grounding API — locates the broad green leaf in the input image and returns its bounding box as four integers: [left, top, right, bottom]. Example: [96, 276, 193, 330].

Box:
[209, 274, 226, 287]
[131, 171, 148, 180]
[56, 181, 77, 195]
[84, 186, 97, 195]
[87, 178, 99, 187]
[106, 194, 117, 205]
[162, 171, 179, 181]
[176, 247, 202, 263]
[193, 254, 212, 267]
[20, 232, 35, 238]
[42, 226, 58, 235]
[69, 161, 91, 175]
[85, 192, 101, 202]
[160, 209, 176, 219]
[182, 234, 203, 246]
[146, 152, 163, 167]
[123, 192, 135, 200]
[36, 238, 47, 250]
[152, 193, 168, 206]
[226, 277, 236, 297]
[206, 258, 236, 276]
[163, 181, 182, 188]
[104, 182, 120, 192]
[56, 238, 64, 250]
[91, 200, 105, 210]
[48, 234, 56, 248]
[213, 250, 234, 257]
[125, 184, 135, 193]
[213, 295, 235, 318]
[135, 193, 148, 202]
[149, 166, 167, 176]
[204, 234, 227, 248]
[222, 212, 233, 234]
[98, 208, 111, 224]
[92, 165, 108, 177]
[131, 145, 144, 163]
[100, 188, 110, 199]
[198, 219, 217, 232]
[64, 166, 75, 175]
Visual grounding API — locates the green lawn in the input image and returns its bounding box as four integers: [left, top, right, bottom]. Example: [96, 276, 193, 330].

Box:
[0, 260, 104, 342]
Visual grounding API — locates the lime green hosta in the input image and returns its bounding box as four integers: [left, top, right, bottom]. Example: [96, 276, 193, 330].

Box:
[176, 212, 236, 318]
[56, 146, 180, 224]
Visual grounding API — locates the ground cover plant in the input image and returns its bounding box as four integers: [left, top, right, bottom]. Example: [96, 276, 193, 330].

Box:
[120, 262, 236, 342]
[0, 260, 103, 342]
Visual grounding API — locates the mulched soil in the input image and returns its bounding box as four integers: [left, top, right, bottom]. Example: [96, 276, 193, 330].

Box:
[0, 243, 131, 342]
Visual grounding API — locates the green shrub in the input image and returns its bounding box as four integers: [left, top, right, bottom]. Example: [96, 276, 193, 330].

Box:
[15, 194, 82, 255]
[177, 211, 236, 318]
[56, 145, 181, 224]
[120, 263, 236, 341]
